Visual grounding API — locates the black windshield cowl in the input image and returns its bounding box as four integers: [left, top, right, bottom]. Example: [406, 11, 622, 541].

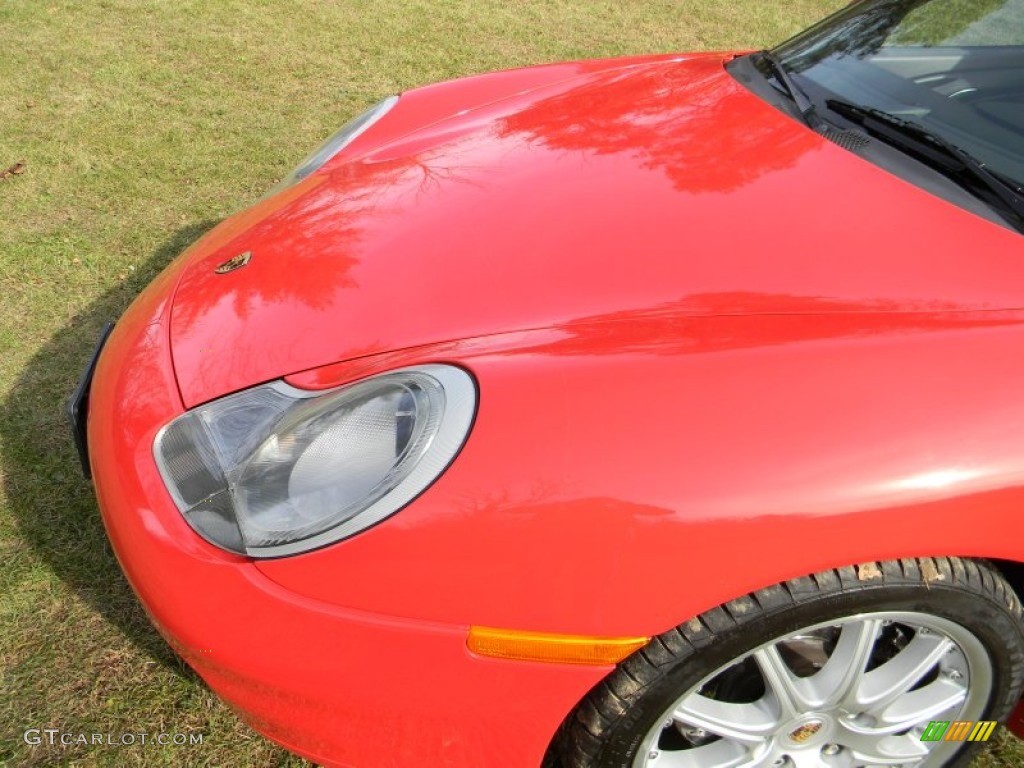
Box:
[824, 99, 1024, 233]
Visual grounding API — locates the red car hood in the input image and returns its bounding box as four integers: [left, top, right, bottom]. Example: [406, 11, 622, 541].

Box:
[169, 53, 1024, 407]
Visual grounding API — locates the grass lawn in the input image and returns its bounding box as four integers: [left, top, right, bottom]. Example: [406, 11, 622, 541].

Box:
[2, 0, 1022, 765]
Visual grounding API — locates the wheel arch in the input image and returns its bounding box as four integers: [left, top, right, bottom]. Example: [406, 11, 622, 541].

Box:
[547, 556, 1024, 767]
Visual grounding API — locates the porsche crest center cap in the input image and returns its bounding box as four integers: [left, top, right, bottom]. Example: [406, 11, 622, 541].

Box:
[788, 719, 824, 743]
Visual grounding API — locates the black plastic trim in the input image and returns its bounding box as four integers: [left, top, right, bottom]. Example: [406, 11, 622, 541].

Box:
[66, 321, 115, 480]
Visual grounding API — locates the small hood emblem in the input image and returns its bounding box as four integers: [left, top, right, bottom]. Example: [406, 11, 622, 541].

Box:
[215, 251, 252, 274]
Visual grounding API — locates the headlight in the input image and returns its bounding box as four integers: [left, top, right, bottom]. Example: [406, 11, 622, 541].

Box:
[154, 364, 475, 558]
[271, 95, 399, 193]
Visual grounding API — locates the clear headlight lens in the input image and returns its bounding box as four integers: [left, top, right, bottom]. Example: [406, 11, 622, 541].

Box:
[271, 95, 399, 193]
[154, 364, 475, 558]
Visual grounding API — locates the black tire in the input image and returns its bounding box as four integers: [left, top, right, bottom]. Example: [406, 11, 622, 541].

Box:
[559, 557, 1024, 768]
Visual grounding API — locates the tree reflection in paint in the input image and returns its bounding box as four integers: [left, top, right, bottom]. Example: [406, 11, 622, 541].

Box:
[498, 57, 814, 195]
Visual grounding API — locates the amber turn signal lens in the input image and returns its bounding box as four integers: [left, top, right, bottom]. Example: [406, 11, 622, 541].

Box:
[467, 626, 648, 665]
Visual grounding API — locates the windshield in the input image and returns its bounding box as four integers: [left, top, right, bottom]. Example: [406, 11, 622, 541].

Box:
[771, 0, 1024, 185]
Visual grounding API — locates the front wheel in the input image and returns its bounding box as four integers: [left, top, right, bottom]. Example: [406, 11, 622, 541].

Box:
[560, 558, 1024, 768]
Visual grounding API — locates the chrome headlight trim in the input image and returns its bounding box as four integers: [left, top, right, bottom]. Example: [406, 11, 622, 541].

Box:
[153, 364, 476, 558]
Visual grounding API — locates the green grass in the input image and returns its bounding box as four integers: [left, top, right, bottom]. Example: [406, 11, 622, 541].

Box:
[1, 0, 1022, 766]
[891, 0, 1007, 45]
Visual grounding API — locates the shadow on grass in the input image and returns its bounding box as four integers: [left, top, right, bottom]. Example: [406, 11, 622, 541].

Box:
[0, 220, 219, 673]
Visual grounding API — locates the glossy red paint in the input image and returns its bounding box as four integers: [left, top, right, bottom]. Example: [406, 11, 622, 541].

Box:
[88, 243, 607, 768]
[86, 48, 1024, 768]
[263, 309, 1024, 636]
[169, 53, 1024, 411]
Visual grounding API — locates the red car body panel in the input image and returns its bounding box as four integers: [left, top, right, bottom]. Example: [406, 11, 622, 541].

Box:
[168, 54, 1024, 411]
[261, 312, 1024, 638]
[88, 249, 607, 768]
[87, 50, 1024, 766]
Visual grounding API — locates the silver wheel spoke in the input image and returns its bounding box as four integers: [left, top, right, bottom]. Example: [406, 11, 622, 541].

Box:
[873, 678, 968, 731]
[839, 725, 930, 765]
[754, 619, 883, 713]
[853, 631, 953, 713]
[788, 751, 830, 768]
[808, 618, 884, 708]
[635, 611, 994, 768]
[753, 646, 814, 717]
[649, 739, 752, 768]
[673, 696, 779, 745]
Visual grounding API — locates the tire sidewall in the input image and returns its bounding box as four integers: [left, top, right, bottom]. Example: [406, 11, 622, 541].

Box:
[596, 582, 1023, 768]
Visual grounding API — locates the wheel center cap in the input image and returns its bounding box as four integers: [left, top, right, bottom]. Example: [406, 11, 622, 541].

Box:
[788, 719, 824, 743]
[782, 715, 831, 748]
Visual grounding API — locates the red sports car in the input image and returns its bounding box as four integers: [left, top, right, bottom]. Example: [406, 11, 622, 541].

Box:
[70, 0, 1024, 766]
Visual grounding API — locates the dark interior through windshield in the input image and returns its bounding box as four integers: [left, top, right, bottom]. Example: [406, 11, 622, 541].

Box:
[773, 0, 1024, 184]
